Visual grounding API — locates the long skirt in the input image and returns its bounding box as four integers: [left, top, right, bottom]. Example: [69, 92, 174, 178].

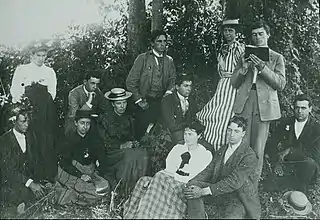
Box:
[123, 171, 187, 219]
[196, 78, 236, 151]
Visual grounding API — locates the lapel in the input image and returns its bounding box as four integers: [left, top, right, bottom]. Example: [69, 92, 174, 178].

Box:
[297, 117, 312, 142]
[212, 144, 229, 181]
[173, 91, 183, 119]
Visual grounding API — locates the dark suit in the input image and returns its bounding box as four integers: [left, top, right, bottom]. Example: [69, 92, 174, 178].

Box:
[231, 48, 286, 178]
[64, 85, 108, 135]
[265, 116, 320, 191]
[0, 130, 57, 207]
[161, 91, 197, 144]
[187, 141, 261, 219]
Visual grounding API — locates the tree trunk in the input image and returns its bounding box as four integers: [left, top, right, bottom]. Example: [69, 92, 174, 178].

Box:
[151, 0, 163, 31]
[127, 0, 147, 59]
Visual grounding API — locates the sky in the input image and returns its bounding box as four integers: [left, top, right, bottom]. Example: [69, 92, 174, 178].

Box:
[0, 0, 117, 47]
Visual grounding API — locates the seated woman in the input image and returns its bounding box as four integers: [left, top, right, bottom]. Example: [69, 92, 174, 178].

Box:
[97, 88, 148, 194]
[57, 110, 109, 206]
[123, 121, 212, 219]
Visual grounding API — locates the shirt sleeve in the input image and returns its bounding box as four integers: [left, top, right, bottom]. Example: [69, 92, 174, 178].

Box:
[10, 65, 25, 103]
[25, 179, 33, 187]
[47, 68, 57, 100]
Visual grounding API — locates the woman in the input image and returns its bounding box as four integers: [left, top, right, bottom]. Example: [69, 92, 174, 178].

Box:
[197, 19, 244, 151]
[10, 41, 58, 181]
[123, 121, 212, 219]
[97, 88, 148, 194]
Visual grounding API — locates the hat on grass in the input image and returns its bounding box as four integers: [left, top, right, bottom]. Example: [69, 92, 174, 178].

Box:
[283, 191, 312, 215]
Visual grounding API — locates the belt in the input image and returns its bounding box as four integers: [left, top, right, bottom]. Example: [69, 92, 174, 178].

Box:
[251, 84, 257, 90]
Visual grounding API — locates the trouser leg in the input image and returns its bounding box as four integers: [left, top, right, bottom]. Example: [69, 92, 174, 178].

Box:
[224, 196, 246, 219]
[187, 198, 206, 219]
[295, 157, 318, 193]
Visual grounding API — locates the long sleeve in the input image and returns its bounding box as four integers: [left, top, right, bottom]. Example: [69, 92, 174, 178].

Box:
[126, 54, 145, 102]
[230, 53, 248, 89]
[10, 65, 25, 103]
[47, 68, 57, 100]
[161, 95, 186, 132]
[166, 56, 176, 92]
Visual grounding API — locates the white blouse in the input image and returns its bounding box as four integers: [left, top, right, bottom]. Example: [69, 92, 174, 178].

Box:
[10, 62, 57, 103]
[164, 143, 212, 183]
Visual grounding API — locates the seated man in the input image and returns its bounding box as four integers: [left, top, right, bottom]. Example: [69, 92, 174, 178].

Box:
[97, 88, 148, 193]
[265, 94, 320, 193]
[161, 74, 197, 145]
[0, 101, 58, 215]
[184, 116, 261, 219]
[123, 121, 212, 219]
[64, 70, 108, 136]
[57, 110, 109, 206]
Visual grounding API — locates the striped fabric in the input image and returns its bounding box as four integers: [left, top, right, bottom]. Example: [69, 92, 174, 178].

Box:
[197, 41, 244, 151]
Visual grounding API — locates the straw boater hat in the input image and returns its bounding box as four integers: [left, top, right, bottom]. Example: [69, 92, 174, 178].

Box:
[104, 88, 132, 101]
[283, 191, 312, 215]
[222, 18, 239, 26]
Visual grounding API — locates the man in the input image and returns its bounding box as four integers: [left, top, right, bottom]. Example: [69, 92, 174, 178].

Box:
[0, 103, 57, 215]
[265, 94, 320, 193]
[64, 70, 108, 135]
[231, 20, 286, 179]
[126, 29, 176, 140]
[184, 116, 260, 219]
[161, 74, 197, 144]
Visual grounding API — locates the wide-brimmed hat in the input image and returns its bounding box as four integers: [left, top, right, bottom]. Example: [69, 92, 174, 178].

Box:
[222, 18, 239, 26]
[283, 191, 312, 215]
[104, 88, 132, 101]
[26, 40, 52, 54]
[75, 110, 98, 121]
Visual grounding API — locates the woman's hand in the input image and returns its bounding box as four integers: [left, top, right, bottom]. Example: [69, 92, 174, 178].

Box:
[81, 174, 92, 182]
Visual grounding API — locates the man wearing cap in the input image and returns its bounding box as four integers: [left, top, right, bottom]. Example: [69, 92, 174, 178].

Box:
[65, 70, 108, 136]
[97, 88, 148, 192]
[126, 29, 176, 140]
[57, 110, 109, 205]
[265, 94, 320, 193]
[231, 20, 286, 181]
[161, 74, 198, 145]
[197, 18, 244, 151]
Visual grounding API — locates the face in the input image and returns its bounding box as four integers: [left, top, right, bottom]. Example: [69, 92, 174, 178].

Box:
[152, 35, 167, 54]
[75, 118, 91, 136]
[112, 99, 128, 115]
[252, 27, 269, 47]
[30, 51, 47, 66]
[184, 128, 199, 146]
[14, 114, 30, 134]
[176, 81, 192, 98]
[294, 100, 311, 122]
[223, 27, 236, 43]
[226, 122, 246, 145]
[84, 77, 100, 92]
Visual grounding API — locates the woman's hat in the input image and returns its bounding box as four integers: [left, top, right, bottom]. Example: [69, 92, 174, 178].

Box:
[75, 110, 98, 121]
[25, 40, 52, 54]
[283, 191, 312, 215]
[222, 18, 239, 26]
[104, 88, 132, 101]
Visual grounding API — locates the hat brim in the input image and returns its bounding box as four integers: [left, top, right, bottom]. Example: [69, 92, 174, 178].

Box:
[104, 91, 132, 101]
[283, 191, 312, 215]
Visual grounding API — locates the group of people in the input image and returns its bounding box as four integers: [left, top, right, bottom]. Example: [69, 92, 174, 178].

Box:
[0, 17, 319, 219]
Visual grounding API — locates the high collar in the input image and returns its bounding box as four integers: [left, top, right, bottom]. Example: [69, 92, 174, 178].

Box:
[176, 91, 188, 101]
[152, 49, 163, 58]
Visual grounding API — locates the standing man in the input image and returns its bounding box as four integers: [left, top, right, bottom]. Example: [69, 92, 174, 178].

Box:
[64, 70, 108, 136]
[161, 74, 197, 144]
[231, 20, 286, 180]
[126, 30, 176, 140]
[265, 94, 320, 193]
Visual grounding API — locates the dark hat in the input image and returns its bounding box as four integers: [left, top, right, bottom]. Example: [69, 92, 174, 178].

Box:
[283, 191, 312, 215]
[75, 110, 97, 121]
[104, 88, 132, 101]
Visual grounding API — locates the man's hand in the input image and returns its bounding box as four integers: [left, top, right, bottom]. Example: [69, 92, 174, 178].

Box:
[137, 99, 149, 110]
[120, 141, 133, 149]
[183, 185, 205, 199]
[81, 174, 92, 182]
[220, 71, 233, 78]
[29, 182, 45, 198]
[274, 163, 284, 176]
[248, 54, 266, 71]
[278, 148, 290, 162]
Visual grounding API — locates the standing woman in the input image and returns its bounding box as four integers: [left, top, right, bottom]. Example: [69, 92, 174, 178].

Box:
[197, 19, 244, 152]
[10, 41, 58, 181]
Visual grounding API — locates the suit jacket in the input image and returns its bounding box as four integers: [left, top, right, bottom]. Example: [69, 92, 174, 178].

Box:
[266, 116, 320, 164]
[231, 48, 286, 121]
[126, 50, 176, 102]
[189, 141, 261, 219]
[64, 84, 108, 135]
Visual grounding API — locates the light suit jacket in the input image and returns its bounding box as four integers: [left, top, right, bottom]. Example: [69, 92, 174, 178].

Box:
[231, 48, 286, 121]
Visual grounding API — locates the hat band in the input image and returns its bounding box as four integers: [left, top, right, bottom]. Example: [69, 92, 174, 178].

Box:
[109, 91, 126, 99]
[288, 197, 306, 211]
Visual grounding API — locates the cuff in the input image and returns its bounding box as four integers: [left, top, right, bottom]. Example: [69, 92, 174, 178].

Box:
[165, 90, 173, 95]
[86, 102, 93, 108]
[25, 179, 33, 187]
[135, 98, 143, 104]
[203, 187, 212, 196]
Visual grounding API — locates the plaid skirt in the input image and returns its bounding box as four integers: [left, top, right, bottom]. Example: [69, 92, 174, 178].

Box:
[123, 171, 187, 219]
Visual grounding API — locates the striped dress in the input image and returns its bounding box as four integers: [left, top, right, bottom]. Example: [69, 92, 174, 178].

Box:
[197, 41, 244, 151]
